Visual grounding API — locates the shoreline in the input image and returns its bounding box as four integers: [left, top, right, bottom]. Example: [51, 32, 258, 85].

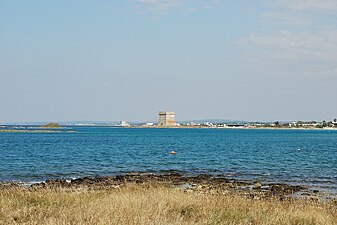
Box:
[0, 129, 75, 133]
[0, 130, 63, 133]
[1, 172, 335, 201]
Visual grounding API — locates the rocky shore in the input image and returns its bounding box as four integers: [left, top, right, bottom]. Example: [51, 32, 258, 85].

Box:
[1, 172, 333, 203]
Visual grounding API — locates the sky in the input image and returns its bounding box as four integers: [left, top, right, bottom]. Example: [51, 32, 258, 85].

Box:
[1, 0, 337, 123]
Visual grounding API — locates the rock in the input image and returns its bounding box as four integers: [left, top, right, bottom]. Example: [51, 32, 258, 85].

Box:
[45, 179, 68, 187]
[196, 174, 211, 180]
[301, 192, 310, 196]
[254, 182, 262, 189]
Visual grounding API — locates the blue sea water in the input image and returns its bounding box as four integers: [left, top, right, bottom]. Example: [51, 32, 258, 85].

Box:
[0, 127, 336, 191]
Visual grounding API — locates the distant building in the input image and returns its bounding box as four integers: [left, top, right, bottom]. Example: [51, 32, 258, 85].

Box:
[118, 121, 130, 127]
[158, 111, 176, 126]
[332, 119, 337, 127]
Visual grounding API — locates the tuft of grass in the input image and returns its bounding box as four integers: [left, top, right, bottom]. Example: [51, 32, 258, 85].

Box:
[0, 184, 336, 225]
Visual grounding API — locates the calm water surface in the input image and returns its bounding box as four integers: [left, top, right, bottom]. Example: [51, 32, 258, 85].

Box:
[0, 127, 336, 191]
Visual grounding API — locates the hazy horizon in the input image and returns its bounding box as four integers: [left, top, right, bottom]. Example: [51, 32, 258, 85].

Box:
[1, 1, 336, 123]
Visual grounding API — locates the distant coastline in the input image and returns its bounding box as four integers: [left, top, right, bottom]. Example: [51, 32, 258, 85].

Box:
[1, 125, 336, 132]
[133, 125, 337, 130]
[1, 118, 336, 130]
[0, 129, 75, 133]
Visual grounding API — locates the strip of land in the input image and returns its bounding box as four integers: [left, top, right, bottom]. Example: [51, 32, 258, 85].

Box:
[0, 129, 75, 133]
[1, 173, 336, 224]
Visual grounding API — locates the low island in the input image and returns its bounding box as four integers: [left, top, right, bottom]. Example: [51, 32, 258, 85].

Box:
[0, 123, 75, 133]
[41, 122, 61, 128]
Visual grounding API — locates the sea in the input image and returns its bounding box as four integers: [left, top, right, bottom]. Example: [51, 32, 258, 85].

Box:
[0, 127, 336, 193]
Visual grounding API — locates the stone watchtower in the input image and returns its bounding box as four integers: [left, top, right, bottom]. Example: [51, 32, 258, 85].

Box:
[158, 111, 176, 126]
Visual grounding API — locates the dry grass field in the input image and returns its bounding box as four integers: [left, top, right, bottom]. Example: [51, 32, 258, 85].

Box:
[0, 184, 336, 225]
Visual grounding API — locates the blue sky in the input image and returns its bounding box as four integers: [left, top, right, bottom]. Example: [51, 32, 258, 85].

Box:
[1, 0, 337, 123]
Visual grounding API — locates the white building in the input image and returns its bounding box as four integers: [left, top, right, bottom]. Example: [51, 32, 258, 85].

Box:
[118, 121, 130, 127]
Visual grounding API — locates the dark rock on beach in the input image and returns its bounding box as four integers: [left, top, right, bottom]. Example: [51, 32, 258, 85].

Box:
[1, 172, 322, 201]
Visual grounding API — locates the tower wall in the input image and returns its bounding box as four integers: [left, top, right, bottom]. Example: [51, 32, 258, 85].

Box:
[158, 112, 176, 126]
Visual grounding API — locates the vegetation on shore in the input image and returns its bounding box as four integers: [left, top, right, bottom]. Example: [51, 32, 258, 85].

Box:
[0, 184, 336, 225]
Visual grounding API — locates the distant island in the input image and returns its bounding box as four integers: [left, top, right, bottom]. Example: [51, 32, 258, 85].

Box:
[0, 123, 76, 133]
[41, 123, 61, 128]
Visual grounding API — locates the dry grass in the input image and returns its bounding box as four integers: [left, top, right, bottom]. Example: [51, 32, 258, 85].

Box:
[0, 184, 336, 225]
